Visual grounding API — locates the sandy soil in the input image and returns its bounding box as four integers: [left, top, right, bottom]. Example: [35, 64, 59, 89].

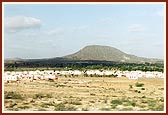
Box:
[4, 76, 164, 111]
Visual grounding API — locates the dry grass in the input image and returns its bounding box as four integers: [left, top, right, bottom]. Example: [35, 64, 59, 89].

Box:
[4, 77, 164, 111]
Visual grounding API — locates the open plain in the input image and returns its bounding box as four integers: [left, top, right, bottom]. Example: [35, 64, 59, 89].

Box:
[4, 76, 164, 111]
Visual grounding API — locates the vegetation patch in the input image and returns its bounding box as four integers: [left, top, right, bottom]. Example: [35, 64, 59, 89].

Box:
[134, 90, 141, 93]
[33, 93, 46, 99]
[129, 84, 133, 89]
[111, 99, 123, 105]
[119, 107, 133, 111]
[17, 106, 30, 109]
[64, 99, 82, 105]
[111, 99, 123, 109]
[32, 93, 53, 99]
[4, 91, 23, 100]
[55, 84, 66, 87]
[125, 100, 136, 107]
[90, 93, 96, 96]
[135, 82, 144, 87]
[141, 96, 146, 98]
[40, 102, 55, 108]
[54, 103, 76, 111]
[82, 108, 89, 111]
[7, 102, 17, 108]
[100, 107, 111, 111]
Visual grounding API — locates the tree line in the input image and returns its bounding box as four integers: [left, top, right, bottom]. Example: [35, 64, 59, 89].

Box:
[4, 60, 164, 72]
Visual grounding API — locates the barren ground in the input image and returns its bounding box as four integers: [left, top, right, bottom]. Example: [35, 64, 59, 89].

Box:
[4, 76, 164, 111]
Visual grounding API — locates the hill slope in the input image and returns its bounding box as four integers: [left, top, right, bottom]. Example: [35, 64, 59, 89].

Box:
[64, 45, 163, 63]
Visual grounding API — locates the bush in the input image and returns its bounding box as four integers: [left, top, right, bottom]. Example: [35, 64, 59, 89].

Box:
[64, 99, 82, 105]
[40, 102, 55, 108]
[90, 93, 96, 96]
[100, 108, 111, 111]
[82, 108, 89, 111]
[33, 93, 45, 99]
[33, 93, 53, 99]
[4, 91, 23, 100]
[48, 78, 54, 82]
[46, 94, 53, 98]
[122, 99, 136, 107]
[127, 101, 136, 107]
[120, 107, 133, 111]
[142, 96, 146, 98]
[56, 84, 65, 87]
[54, 103, 66, 111]
[54, 103, 76, 111]
[135, 82, 144, 87]
[69, 101, 82, 105]
[8, 102, 17, 108]
[141, 88, 145, 90]
[129, 84, 133, 89]
[154, 104, 164, 111]
[18, 106, 30, 109]
[134, 90, 141, 93]
[111, 99, 122, 105]
[159, 97, 164, 102]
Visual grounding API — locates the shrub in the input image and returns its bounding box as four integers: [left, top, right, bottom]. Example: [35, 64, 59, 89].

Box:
[18, 106, 30, 109]
[56, 84, 65, 87]
[82, 108, 89, 111]
[103, 99, 108, 103]
[122, 99, 136, 107]
[30, 100, 35, 103]
[65, 105, 77, 111]
[64, 99, 82, 105]
[33, 93, 45, 99]
[4, 91, 23, 100]
[142, 96, 146, 98]
[129, 84, 133, 89]
[135, 82, 144, 87]
[141, 88, 145, 90]
[38, 108, 47, 111]
[89, 100, 95, 103]
[8, 102, 17, 108]
[111, 99, 122, 105]
[22, 102, 29, 105]
[120, 107, 133, 111]
[159, 97, 164, 102]
[158, 88, 164, 90]
[100, 108, 111, 111]
[134, 90, 141, 93]
[154, 104, 164, 111]
[46, 94, 53, 98]
[138, 91, 141, 93]
[90, 93, 96, 96]
[69, 101, 82, 105]
[54, 103, 66, 111]
[127, 101, 136, 107]
[54, 103, 76, 111]
[48, 78, 54, 82]
[40, 102, 55, 108]
[148, 99, 156, 107]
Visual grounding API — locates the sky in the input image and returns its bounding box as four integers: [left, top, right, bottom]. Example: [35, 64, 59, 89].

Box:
[3, 3, 165, 59]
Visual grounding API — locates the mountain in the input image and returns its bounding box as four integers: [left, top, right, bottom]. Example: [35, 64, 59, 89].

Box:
[64, 45, 163, 64]
[4, 45, 163, 65]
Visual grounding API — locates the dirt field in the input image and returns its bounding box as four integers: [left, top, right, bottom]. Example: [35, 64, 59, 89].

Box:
[4, 76, 164, 111]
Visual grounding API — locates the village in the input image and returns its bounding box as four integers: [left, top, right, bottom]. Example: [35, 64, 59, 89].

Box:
[4, 69, 164, 83]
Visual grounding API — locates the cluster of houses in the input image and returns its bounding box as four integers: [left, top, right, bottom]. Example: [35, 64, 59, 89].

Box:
[4, 69, 164, 83]
[85, 70, 164, 79]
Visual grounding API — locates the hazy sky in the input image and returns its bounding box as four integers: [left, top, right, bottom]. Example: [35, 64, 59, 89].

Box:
[4, 3, 165, 59]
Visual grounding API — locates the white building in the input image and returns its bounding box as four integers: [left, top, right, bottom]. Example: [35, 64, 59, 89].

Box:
[4, 75, 18, 82]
